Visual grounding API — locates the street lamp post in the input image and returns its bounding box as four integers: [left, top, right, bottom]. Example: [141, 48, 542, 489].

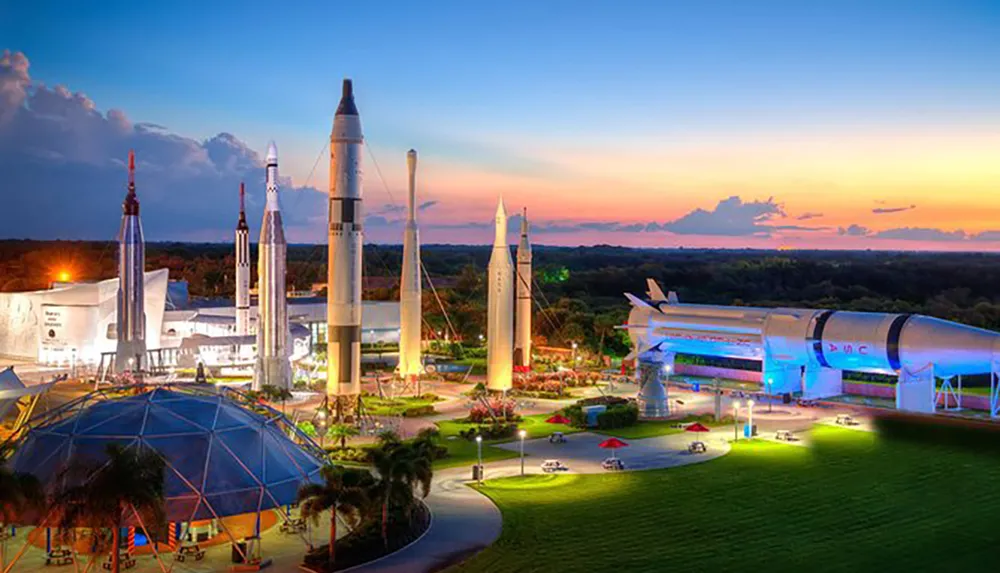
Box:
[747, 399, 755, 438]
[518, 430, 527, 476]
[732, 403, 739, 441]
[571, 342, 578, 371]
[475, 435, 483, 484]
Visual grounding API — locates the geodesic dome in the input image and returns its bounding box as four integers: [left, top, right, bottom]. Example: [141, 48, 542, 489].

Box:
[9, 386, 324, 522]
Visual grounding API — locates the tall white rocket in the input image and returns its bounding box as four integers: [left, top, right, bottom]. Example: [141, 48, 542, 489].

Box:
[486, 199, 514, 392]
[327, 79, 364, 399]
[514, 208, 532, 368]
[115, 149, 146, 373]
[235, 182, 251, 336]
[397, 149, 423, 381]
[253, 141, 291, 390]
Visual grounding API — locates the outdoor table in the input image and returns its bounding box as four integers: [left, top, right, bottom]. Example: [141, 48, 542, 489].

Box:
[46, 548, 74, 567]
[102, 552, 136, 570]
[175, 544, 206, 562]
[688, 441, 706, 454]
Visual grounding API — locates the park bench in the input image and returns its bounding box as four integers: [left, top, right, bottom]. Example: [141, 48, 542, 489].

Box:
[280, 518, 307, 534]
[102, 552, 136, 570]
[175, 544, 205, 562]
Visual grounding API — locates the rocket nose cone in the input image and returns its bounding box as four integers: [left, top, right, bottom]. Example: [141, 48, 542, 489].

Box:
[336, 78, 359, 116]
[266, 141, 278, 162]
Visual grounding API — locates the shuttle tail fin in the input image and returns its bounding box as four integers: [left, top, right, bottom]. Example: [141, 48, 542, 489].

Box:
[646, 279, 667, 302]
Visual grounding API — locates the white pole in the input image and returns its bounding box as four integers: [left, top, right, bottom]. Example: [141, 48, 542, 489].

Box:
[476, 435, 483, 484]
[748, 399, 755, 438]
[519, 430, 526, 476]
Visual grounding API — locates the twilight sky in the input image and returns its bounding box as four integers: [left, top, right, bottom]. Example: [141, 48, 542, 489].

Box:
[2, 1, 1000, 249]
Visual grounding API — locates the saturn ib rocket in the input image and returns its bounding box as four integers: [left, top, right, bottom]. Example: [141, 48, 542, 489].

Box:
[253, 141, 291, 390]
[487, 199, 514, 392]
[327, 79, 364, 400]
[397, 149, 423, 385]
[115, 149, 146, 373]
[235, 182, 251, 336]
[514, 208, 532, 368]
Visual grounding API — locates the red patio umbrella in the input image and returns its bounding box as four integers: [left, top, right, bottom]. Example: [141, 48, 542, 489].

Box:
[546, 414, 571, 425]
[598, 437, 629, 459]
[685, 422, 711, 434]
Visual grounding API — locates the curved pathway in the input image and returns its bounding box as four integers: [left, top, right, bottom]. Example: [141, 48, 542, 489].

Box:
[347, 429, 731, 573]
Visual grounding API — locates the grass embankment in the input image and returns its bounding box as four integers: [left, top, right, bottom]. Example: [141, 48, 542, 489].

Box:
[361, 395, 441, 416]
[452, 426, 1000, 572]
[593, 413, 727, 440]
[432, 413, 582, 470]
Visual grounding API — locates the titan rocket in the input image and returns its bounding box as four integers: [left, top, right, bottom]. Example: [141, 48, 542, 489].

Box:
[235, 182, 251, 336]
[397, 149, 423, 382]
[327, 79, 364, 398]
[115, 149, 146, 373]
[514, 208, 532, 368]
[487, 199, 514, 392]
[253, 141, 291, 390]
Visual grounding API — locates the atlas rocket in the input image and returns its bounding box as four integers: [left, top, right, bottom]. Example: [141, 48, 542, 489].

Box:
[327, 79, 364, 398]
[487, 199, 514, 392]
[235, 182, 251, 336]
[115, 149, 146, 373]
[397, 149, 423, 382]
[253, 141, 291, 390]
[514, 208, 532, 368]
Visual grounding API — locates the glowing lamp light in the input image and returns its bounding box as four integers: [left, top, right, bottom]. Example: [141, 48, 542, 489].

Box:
[58, 270, 71, 282]
[475, 435, 483, 443]
[519, 430, 527, 439]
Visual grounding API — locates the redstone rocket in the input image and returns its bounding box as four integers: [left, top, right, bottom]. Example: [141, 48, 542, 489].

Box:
[235, 182, 251, 336]
[397, 149, 423, 383]
[327, 79, 364, 398]
[487, 199, 514, 392]
[514, 208, 532, 368]
[253, 141, 291, 390]
[115, 150, 146, 373]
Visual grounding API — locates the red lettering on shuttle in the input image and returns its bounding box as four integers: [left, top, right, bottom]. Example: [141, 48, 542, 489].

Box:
[844, 344, 853, 354]
[828, 343, 838, 352]
[858, 345, 868, 355]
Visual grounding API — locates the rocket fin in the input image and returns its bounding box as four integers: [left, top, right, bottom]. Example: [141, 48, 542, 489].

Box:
[625, 292, 652, 309]
[646, 279, 667, 302]
[667, 291, 679, 304]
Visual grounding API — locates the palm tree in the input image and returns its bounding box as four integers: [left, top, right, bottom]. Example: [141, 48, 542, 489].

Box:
[50, 444, 166, 573]
[327, 424, 359, 450]
[0, 461, 44, 569]
[260, 384, 294, 415]
[369, 443, 433, 548]
[297, 465, 370, 567]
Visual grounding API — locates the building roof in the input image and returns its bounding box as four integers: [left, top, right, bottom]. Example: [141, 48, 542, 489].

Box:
[9, 385, 324, 522]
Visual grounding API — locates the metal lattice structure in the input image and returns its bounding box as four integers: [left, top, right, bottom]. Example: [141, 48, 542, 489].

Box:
[5, 383, 325, 522]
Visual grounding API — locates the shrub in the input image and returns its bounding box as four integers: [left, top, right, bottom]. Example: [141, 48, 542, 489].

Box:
[596, 404, 639, 430]
[325, 446, 372, 463]
[458, 423, 518, 441]
[468, 399, 518, 423]
[417, 393, 440, 402]
[402, 405, 436, 417]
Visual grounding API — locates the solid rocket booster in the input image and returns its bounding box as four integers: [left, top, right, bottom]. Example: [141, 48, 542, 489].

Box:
[253, 141, 291, 390]
[514, 207, 532, 368]
[115, 149, 146, 373]
[327, 79, 364, 397]
[487, 199, 514, 391]
[398, 149, 423, 380]
[235, 182, 251, 336]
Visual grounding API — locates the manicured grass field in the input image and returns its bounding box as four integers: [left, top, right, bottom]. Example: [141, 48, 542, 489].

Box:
[451, 426, 1000, 572]
[361, 395, 440, 416]
[593, 414, 726, 440]
[432, 414, 582, 469]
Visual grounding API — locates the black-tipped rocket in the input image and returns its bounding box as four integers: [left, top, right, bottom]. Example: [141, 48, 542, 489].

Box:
[253, 141, 291, 390]
[327, 79, 364, 398]
[398, 149, 423, 380]
[115, 149, 147, 373]
[515, 208, 532, 367]
[235, 182, 251, 336]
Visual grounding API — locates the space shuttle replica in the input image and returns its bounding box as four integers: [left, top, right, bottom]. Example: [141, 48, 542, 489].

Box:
[327, 79, 364, 404]
[514, 208, 532, 368]
[626, 278, 1000, 417]
[253, 141, 291, 390]
[235, 182, 251, 336]
[486, 199, 514, 392]
[397, 149, 423, 386]
[115, 150, 146, 373]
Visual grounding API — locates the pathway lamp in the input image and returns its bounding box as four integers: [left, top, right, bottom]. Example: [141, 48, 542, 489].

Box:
[475, 435, 484, 484]
[747, 399, 755, 438]
[732, 403, 739, 441]
[519, 430, 527, 476]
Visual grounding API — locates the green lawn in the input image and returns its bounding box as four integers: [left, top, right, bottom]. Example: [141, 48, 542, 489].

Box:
[432, 414, 581, 470]
[593, 414, 727, 440]
[450, 426, 1000, 572]
[361, 395, 441, 416]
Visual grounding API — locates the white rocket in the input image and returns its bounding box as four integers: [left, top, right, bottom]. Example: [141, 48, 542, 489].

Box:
[115, 149, 146, 373]
[487, 199, 514, 392]
[514, 208, 532, 368]
[327, 79, 364, 398]
[397, 149, 423, 382]
[253, 141, 291, 390]
[235, 182, 251, 336]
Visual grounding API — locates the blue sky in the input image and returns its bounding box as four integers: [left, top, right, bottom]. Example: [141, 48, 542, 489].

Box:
[3, 1, 1000, 247]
